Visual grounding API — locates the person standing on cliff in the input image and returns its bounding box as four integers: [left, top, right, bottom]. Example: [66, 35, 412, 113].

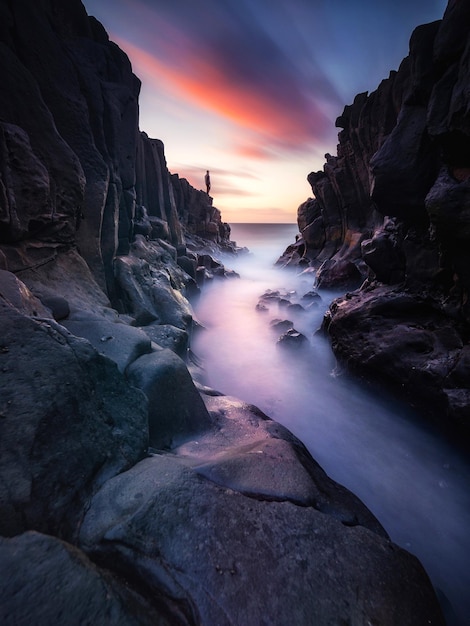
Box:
[205, 170, 211, 195]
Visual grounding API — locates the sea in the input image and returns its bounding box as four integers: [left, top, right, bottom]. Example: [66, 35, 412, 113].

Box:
[191, 223, 470, 626]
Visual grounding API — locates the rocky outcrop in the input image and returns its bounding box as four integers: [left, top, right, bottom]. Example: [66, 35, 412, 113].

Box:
[0, 0, 230, 304]
[171, 173, 231, 242]
[0, 0, 446, 623]
[280, 0, 470, 438]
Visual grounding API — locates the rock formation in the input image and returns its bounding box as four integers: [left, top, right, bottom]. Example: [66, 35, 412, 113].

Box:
[0, 0, 445, 624]
[280, 0, 470, 440]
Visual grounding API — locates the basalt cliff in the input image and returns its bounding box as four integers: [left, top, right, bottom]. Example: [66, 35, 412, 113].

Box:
[279, 0, 470, 442]
[0, 1, 445, 625]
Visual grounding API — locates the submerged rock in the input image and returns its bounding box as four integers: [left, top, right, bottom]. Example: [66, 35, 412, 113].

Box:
[277, 328, 308, 350]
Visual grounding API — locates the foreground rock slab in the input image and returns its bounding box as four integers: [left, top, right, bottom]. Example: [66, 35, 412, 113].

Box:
[80, 396, 444, 626]
[0, 531, 166, 626]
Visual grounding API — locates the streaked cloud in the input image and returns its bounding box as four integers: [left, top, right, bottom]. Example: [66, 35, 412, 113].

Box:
[116, 36, 337, 156]
[172, 164, 261, 198]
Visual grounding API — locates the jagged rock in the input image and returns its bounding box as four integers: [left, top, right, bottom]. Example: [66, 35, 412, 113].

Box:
[0, 1, 451, 623]
[114, 253, 193, 329]
[0, 531, 163, 626]
[0, 298, 147, 539]
[148, 215, 171, 240]
[171, 173, 229, 243]
[136, 135, 183, 249]
[276, 1, 470, 438]
[361, 218, 406, 284]
[301, 290, 322, 303]
[126, 348, 213, 450]
[133, 205, 152, 238]
[316, 258, 363, 289]
[0, 0, 231, 304]
[370, 105, 440, 221]
[286, 302, 305, 314]
[177, 254, 197, 280]
[324, 286, 469, 434]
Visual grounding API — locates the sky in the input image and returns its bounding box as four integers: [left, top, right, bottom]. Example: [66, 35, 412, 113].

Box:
[82, 0, 448, 224]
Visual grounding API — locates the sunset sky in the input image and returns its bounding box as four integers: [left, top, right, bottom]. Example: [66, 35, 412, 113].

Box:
[82, 0, 447, 224]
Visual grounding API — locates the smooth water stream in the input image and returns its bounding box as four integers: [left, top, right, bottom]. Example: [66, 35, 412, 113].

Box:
[192, 224, 470, 625]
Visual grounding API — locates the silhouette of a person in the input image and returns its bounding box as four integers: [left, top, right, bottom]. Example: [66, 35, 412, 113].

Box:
[205, 170, 211, 195]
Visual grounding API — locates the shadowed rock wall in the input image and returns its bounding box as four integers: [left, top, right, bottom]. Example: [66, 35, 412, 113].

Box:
[0, 0, 228, 303]
[280, 0, 470, 303]
[280, 0, 470, 436]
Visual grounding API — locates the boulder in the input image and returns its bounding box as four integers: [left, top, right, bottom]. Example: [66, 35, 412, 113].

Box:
[126, 348, 212, 449]
[0, 269, 51, 317]
[114, 253, 193, 329]
[37, 294, 70, 320]
[324, 286, 469, 434]
[0, 300, 148, 539]
[269, 318, 294, 333]
[277, 328, 308, 350]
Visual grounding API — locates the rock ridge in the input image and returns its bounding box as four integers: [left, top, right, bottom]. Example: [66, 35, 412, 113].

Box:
[279, 0, 470, 439]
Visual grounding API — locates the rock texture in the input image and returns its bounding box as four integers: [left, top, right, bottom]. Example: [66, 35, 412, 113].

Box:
[0, 0, 230, 302]
[280, 0, 470, 438]
[0, 0, 446, 624]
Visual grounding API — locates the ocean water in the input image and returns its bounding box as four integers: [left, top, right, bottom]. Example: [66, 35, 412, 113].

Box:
[192, 223, 470, 625]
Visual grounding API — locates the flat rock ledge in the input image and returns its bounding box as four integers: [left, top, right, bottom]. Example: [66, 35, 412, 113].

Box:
[0, 258, 444, 625]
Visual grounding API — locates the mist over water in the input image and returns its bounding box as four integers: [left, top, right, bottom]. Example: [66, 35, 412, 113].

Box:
[192, 223, 470, 625]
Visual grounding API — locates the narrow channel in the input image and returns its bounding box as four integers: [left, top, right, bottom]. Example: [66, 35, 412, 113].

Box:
[192, 223, 470, 626]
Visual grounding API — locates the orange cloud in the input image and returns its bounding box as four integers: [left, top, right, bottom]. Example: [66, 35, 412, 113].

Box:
[116, 37, 328, 154]
[233, 143, 281, 160]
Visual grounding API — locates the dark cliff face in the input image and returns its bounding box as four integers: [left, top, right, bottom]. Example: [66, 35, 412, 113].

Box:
[281, 0, 470, 436]
[0, 0, 226, 303]
[281, 0, 470, 314]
